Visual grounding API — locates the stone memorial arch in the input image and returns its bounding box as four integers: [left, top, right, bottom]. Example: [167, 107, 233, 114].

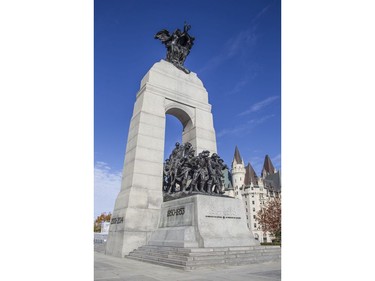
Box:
[105, 60, 217, 257]
[104, 23, 278, 268]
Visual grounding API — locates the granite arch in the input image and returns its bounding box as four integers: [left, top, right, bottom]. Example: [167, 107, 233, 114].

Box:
[106, 60, 218, 257]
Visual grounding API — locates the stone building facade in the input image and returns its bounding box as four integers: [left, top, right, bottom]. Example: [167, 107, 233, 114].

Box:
[229, 146, 281, 243]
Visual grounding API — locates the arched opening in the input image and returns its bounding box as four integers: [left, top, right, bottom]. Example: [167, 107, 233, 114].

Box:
[164, 106, 194, 159]
[164, 114, 183, 160]
[165, 106, 193, 132]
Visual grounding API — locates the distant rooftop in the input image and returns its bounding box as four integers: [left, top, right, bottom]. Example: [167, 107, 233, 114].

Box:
[233, 146, 243, 164]
[261, 154, 275, 177]
[244, 163, 258, 186]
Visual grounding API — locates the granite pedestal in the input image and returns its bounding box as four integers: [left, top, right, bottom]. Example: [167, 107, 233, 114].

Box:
[148, 194, 259, 248]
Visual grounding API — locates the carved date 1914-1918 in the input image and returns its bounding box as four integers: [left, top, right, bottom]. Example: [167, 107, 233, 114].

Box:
[167, 207, 185, 217]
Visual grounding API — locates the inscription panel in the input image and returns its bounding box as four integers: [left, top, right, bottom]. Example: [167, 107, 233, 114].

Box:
[167, 207, 185, 217]
[205, 215, 241, 219]
[110, 217, 124, 224]
[197, 196, 247, 238]
[159, 203, 193, 228]
[206, 198, 240, 217]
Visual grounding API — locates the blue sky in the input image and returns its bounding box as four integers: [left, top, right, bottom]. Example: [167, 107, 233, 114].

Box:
[94, 0, 281, 217]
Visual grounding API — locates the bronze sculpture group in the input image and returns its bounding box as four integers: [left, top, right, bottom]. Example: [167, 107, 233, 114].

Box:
[155, 23, 195, 74]
[163, 142, 228, 199]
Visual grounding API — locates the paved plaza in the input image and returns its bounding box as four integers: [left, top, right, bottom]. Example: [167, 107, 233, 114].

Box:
[94, 250, 281, 281]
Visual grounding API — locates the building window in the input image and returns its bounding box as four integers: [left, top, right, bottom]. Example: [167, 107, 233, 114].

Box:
[254, 223, 256, 228]
[252, 201, 255, 204]
[251, 187, 253, 190]
[253, 215, 256, 219]
[252, 193, 254, 197]
[245, 201, 247, 205]
[246, 215, 248, 219]
[246, 208, 248, 212]
[240, 177, 241, 181]
[253, 208, 255, 212]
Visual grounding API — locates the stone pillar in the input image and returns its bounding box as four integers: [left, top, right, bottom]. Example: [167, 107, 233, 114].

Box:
[105, 60, 217, 257]
[105, 88, 166, 257]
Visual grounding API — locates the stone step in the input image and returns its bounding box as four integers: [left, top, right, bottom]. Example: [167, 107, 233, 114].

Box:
[189, 253, 279, 265]
[126, 255, 186, 270]
[137, 248, 193, 256]
[137, 245, 280, 254]
[130, 252, 280, 262]
[128, 252, 188, 266]
[142, 245, 280, 253]
[129, 252, 280, 268]
[135, 246, 280, 254]
[185, 255, 280, 269]
[127, 246, 281, 270]
[131, 250, 280, 259]
[129, 252, 191, 263]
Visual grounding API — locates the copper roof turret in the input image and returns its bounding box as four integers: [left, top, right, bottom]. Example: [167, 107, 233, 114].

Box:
[261, 154, 276, 177]
[232, 146, 243, 164]
[244, 163, 259, 185]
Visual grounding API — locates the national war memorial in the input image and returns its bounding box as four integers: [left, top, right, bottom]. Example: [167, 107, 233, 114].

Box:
[104, 24, 280, 269]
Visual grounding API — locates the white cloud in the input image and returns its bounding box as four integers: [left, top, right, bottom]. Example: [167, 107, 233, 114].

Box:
[216, 124, 248, 138]
[248, 114, 275, 124]
[94, 161, 122, 218]
[226, 70, 258, 96]
[217, 115, 275, 138]
[238, 96, 279, 116]
[198, 3, 272, 74]
[226, 27, 257, 57]
[251, 3, 272, 24]
[199, 26, 258, 73]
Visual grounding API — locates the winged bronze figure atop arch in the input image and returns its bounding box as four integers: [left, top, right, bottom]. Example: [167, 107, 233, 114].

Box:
[154, 22, 195, 74]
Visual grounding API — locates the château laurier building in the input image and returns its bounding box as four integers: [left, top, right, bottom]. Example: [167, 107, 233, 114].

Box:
[229, 146, 281, 243]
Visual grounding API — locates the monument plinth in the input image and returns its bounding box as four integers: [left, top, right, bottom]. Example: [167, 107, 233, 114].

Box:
[148, 194, 258, 248]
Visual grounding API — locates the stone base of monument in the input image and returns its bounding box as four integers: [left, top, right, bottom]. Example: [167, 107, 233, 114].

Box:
[126, 195, 280, 269]
[146, 194, 258, 248]
[127, 245, 281, 270]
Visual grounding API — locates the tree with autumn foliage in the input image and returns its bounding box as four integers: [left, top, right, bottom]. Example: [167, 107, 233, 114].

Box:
[256, 198, 281, 242]
[94, 212, 112, 232]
